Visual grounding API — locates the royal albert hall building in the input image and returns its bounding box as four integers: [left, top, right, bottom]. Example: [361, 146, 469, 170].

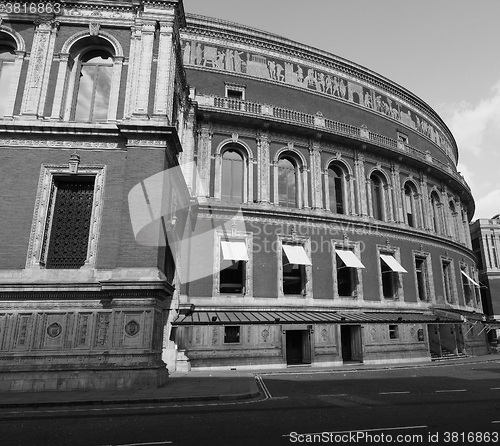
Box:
[171, 12, 490, 370]
[0, 1, 490, 391]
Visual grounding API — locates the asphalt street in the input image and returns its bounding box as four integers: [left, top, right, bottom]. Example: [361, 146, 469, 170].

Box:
[1, 360, 500, 446]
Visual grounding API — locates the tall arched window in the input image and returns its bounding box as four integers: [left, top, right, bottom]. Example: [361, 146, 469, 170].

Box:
[328, 164, 345, 214]
[404, 182, 420, 228]
[0, 45, 15, 117]
[278, 157, 298, 208]
[430, 191, 442, 234]
[449, 200, 459, 239]
[74, 50, 113, 121]
[221, 149, 244, 203]
[370, 172, 385, 221]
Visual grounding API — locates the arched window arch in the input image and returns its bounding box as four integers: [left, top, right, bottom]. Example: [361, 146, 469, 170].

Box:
[0, 45, 15, 117]
[221, 148, 244, 203]
[58, 35, 122, 122]
[370, 171, 386, 221]
[430, 191, 442, 234]
[403, 181, 421, 228]
[278, 156, 299, 208]
[74, 49, 113, 121]
[327, 163, 346, 214]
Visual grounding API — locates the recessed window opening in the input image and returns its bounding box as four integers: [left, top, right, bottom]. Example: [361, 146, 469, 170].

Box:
[328, 165, 345, 214]
[221, 149, 244, 203]
[370, 173, 384, 221]
[74, 50, 113, 122]
[0, 44, 16, 117]
[41, 176, 95, 269]
[282, 243, 310, 295]
[224, 326, 240, 343]
[415, 257, 429, 301]
[389, 325, 399, 339]
[278, 157, 298, 208]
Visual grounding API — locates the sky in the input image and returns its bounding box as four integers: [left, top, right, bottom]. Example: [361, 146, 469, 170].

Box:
[183, 0, 500, 220]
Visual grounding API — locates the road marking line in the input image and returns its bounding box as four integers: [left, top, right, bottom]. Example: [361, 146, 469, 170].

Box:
[379, 391, 410, 395]
[491, 387, 500, 390]
[104, 442, 172, 446]
[435, 389, 467, 393]
[318, 394, 348, 397]
[492, 421, 500, 424]
[283, 425, 428, 437]
[255, 375, 272, 400]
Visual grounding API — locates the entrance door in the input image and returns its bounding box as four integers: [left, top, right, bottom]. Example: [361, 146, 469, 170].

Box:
[286, 330, 311, 365]
[340, 325, 352, 361]
[341, 325, 363, 362]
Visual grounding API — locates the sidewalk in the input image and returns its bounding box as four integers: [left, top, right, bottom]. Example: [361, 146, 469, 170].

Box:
[0, 354, 498, 409]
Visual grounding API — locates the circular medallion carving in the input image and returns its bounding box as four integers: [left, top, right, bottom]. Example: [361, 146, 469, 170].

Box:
[261, 329, 269, 340]
[125, 320, 140, 336]
[47, 322, 62, 338]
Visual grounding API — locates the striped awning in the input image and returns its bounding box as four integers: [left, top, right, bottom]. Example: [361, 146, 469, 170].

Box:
[172, 310, 458, 326]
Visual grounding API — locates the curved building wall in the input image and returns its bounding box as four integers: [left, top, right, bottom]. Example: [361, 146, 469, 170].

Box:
[172, 14, 487, 370]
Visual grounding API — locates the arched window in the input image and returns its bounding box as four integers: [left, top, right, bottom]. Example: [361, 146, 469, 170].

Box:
[74, 50, 113, 121]
[430, 191, 442, 234]
[221, 149, 244, 203]
[327, 164, 345, 214]
[370, 172, 385, 221]
[278, 157, 299, 208]
[404, 182, 420, 228]
[0, 44, 16, 117]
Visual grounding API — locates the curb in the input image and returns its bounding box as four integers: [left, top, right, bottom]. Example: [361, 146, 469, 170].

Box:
[0, 386, 262, 409]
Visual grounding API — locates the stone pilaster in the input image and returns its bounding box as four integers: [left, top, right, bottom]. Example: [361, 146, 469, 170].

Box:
[354, 151, 367, 216]
[419, 173, 431, 230]
[21, 19, 58, 118]
[131, 22, 156, 117]
[309, 140, 323, 209]
[153, 20, 176, 122]
[196, 126, 212, 197]
[390, 162, 403, 223]
[256, 132, 270, 203]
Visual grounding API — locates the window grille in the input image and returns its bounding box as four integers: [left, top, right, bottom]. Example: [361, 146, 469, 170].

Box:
[43, 178, 95, 269]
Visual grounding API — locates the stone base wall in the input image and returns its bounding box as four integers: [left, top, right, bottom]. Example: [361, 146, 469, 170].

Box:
[0, 294, 169, 392]
[0, 364, 168, 392]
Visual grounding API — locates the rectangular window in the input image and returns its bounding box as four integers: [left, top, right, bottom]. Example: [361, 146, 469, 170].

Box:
[379, 253, 406, 299]
[282, 243, 311, 295]
[41, 177, 95, 269]
[335, 249, 365, 298]
[225, 83, 246, 100]
[219, 240, 248, 294]
[415, 257, 429, 301]
[389, 325, 399, 339]
[224, 326, 240, 344]
[442, 260, 454, 303]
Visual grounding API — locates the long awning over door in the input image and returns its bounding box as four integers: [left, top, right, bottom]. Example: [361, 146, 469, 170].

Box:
[380, 254, 408, 273]
[172, 310, 457, 326]
[335, 249, 365, 268]
[282, 245, 312, 265]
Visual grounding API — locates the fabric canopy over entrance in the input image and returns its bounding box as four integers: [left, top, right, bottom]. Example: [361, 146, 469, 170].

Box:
[380, 254, 408, 273]
[221, 241, 249, 261]
[282, 245, 312, 265]
[335, 249, 365, 268]
[172, 310, 458, 326]
[460, 270, 480, 287]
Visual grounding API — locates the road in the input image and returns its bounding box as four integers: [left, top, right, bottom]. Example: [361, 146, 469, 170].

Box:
[1, 360, 500, 446]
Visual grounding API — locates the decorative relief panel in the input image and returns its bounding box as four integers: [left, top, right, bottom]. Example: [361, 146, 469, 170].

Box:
[75, 313, 92, 349]
[14, 314, 33, 350]
[182, 39, 455, 161]
[94, 313, 111, 348]
[122, 313, 143, 348]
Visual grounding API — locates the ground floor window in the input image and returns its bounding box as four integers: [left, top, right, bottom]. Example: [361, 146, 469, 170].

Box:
[224, 326, 240, 344]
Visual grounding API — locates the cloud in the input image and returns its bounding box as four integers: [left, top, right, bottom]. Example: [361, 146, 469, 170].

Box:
[475, 188, 500, 220]
[439, 80, 500, 156]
